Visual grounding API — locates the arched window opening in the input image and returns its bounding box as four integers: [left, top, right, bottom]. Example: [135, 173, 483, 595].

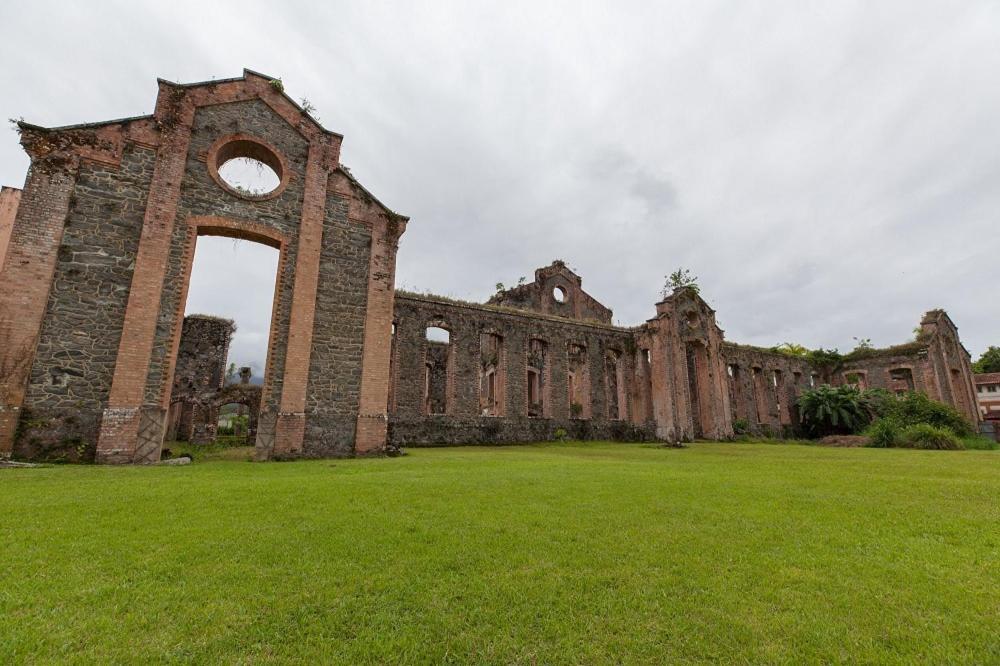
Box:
[552, 285, 567, 303]
[166, 234, 278, 454]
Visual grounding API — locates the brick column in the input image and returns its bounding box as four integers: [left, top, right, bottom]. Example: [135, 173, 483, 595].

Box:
[0, 168, 76, 456]
[96, 100, 192, 463]
[354, 220, 400, 454]
[271, 143, 328, 457]
[0, 186, 22, 265]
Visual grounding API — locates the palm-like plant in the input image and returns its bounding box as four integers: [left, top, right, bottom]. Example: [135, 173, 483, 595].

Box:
[797, 385, 876, 437]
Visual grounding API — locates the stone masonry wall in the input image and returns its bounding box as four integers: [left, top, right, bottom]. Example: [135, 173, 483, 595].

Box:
[389, 293, 655, 446]
[1, 71, 982, 462]
[721, 343, 814, 437]
[14, 144, 155, 461]
[150, 99, 310, 411]
[301, 190, 372, 457]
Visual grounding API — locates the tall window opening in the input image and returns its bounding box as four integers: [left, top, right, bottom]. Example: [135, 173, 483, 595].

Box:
[728, 364, 744, 422]
[568, 343, 591, 419]
[527, 338, 548, 417]
[638, 348, 654, 422]
[773, 369, 789, 425]
[605, 348, 626, 420]
[752, 367, 768, 425]
[480, 331, 505, 416]
[424, 326, 451, 415]
[387, 322, 398, 412]
[170, 235, 279, 451]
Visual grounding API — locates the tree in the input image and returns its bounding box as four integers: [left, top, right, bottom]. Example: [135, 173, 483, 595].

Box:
[226, 362, 236, 385]
[972, 346, 1000, 374]
[662, 268, 699, 298]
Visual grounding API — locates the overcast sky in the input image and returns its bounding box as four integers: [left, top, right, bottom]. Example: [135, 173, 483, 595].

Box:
[2, 1, 998, 374]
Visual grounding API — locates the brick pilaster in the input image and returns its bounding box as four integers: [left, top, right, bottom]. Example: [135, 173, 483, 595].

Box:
[355, 220, 400, 454]
[0, 168, 76, 456]
[96, 87, 192, 463]
[272, 142, 329, 456]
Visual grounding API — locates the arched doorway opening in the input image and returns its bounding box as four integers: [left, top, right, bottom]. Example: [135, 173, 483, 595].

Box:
[162, 222, 281, 458]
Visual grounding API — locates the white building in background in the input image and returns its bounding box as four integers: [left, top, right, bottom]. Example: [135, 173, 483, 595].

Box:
[974, 373, 1000, 419]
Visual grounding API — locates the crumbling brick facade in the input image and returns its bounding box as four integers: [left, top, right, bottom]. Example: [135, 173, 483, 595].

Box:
[0, 70, 981, 462]
[0, 70, 405, 462]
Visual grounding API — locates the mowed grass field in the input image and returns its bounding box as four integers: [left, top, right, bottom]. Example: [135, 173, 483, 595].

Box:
[2, 442, 998, 664]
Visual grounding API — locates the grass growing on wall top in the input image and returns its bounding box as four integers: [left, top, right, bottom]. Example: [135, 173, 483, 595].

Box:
[2, 442, 998, 663]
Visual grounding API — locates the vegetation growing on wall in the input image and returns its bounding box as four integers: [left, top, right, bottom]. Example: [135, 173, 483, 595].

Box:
[662, 268, 699, 298]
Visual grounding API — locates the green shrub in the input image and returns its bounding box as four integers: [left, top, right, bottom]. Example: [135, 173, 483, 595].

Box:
[797, 385, 877, 438]
[553, 428, 568, 442]
[897, 424, 963, 450]
[732, 418, 750, 436]
[865, 419, 900, 448]
[877, 392, 973, 437]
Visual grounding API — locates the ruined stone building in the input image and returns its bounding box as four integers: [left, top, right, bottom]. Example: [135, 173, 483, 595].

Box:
[164, 314, 262, 445]
[0, 70, 981, 463]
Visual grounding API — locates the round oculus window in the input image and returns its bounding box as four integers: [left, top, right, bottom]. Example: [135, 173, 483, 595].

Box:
[209, 137, 287, 200]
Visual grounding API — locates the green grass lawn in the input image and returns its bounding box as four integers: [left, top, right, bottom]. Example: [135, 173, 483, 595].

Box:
[2, 442, 998, 663]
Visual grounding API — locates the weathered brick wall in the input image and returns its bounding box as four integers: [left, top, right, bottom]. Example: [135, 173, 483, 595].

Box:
[838, 351, 931, 394]
[2, 71, 983, 462]
[0, 186, 20, 265]
[4, 72, 403, 463]
[14, 145, 154, 460]
[388, 293, 655, 446]
[721, 343, 814, 436]
[487, 260, 614, 324]
[636, 288, 733, 442]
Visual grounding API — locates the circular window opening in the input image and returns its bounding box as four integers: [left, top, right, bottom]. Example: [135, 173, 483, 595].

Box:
[685, 310, 700, 325]
[212, 139, 285, 199]
[552, 286, 567, 303]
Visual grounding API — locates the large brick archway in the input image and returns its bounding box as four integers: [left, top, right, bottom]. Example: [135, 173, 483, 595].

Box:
[0, 70, 408, 463]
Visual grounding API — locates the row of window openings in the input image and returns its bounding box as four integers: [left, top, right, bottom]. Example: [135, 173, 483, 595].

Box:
[418, 327, 624, 420]
[726, 365, 916, 390]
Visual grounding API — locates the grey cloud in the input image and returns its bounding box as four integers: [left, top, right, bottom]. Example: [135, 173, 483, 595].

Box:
[1, 0, 998, 371]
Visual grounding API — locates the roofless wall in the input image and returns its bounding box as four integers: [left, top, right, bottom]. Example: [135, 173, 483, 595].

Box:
[0, 71, 979, 462]
[0, 70, 407, 462]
